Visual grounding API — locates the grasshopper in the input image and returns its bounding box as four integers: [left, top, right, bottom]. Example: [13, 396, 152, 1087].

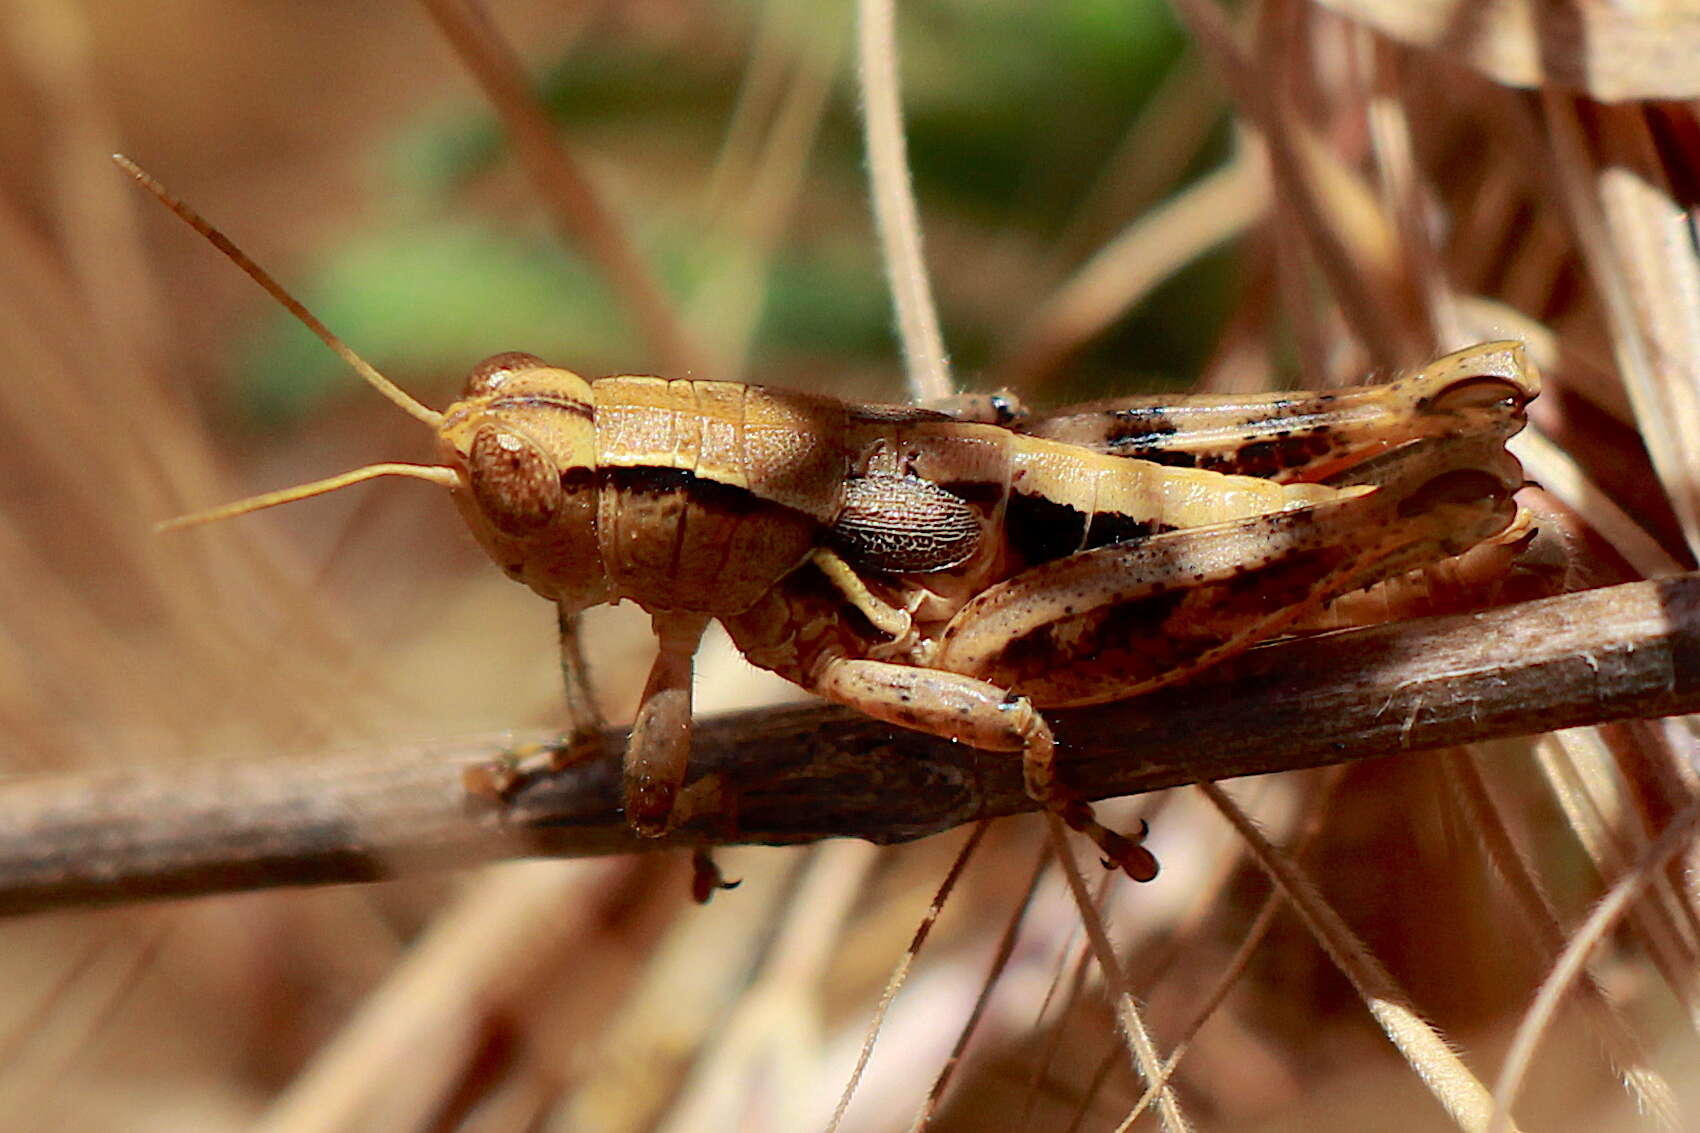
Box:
[122, 158, 1537, 881]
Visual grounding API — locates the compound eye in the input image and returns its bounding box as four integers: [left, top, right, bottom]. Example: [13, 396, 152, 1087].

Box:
[464, 351, 545, 397]
[467, 426, 561, 535]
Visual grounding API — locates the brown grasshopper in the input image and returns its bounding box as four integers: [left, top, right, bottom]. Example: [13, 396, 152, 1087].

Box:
[121, 157, 1537, 881]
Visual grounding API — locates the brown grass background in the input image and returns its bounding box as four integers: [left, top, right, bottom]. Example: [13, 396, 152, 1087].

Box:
[1, 1, 1698, 1130]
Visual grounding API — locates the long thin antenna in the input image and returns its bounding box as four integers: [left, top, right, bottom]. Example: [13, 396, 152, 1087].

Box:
[112, 153, 444, 429]
[155, 464, 461, 532]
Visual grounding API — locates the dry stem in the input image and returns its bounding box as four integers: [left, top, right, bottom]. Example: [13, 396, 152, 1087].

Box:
[4, 572, 1698, 917]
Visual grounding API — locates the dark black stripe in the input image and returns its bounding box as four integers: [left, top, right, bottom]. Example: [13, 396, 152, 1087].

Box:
[1071, 406, 1181, 454]
[1004, 491, 1087, 564]
[1024, 407, 1193, 457]
[559, 465, 597, 490]
[1196, 431, 1334, 477]
[1005, 491, 1174, 566]
[1104, 406, 1179, 433]
[1084, 511, 1174, 547]
[1131, 449, 1199, 468]
[605, 465, 694, 496]
[934, 479, 1007, 509]
[601, 464, 796, 519]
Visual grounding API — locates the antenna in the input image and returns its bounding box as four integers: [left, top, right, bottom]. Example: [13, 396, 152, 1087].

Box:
[155, 464, 460, 532]
[117, 155, 461, 531]
[113, 153, 444, 429]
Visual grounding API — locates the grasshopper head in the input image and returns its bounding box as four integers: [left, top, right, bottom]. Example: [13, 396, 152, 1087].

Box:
[436, 353, 611, 611]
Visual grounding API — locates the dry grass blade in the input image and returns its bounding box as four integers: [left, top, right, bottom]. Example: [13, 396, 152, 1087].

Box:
[1531, 724, 1700, 1007]
[0, 937, 108, 1071]
[656, 841, 878, 1133]
[827, 823, 986, 1133]
[253, 859, 632, 1133]
[1169, 0, 1432, 367]
[548, 849, 796, 1131]
[1539, 90, 1700, 561]
[1315, 0, 1700, 101]
[418, 0, 703, 375]
[1049, 46, 1224, 267]
[8, 0, 170, 391]
[855, 0, 952, 402]
[1197, 781, 1515, 1133]
[1534, 731, 1632, 880]
[1047, 815, 1190, 1133]
[1115, 877, 1280, 1133]
[0, 921, 171, 1128]
[1360, 33, 1459, 347]
[997, 149, 1270, 387]
[688, 5, 845, 381]
[1513, 430, 1681, 579]
[1018, 893, 1100, 1130]
[0, 4, 389, 761]
[1488, 800, 1700, 1133]
[1117, 768, 1347, 1131]
[906, 840, 1047, 1132]
[1532, 728, 1700, 1028]
[1442, 748, 1678, 1127]
[1590, 123, 1700, 534]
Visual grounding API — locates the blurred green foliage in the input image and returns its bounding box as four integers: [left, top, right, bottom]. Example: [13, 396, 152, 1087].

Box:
[239, 221, 627, 424]
[237, 0, 1226, 428]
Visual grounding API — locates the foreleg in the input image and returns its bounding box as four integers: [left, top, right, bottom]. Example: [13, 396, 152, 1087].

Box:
[623, 612, 711, 837]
